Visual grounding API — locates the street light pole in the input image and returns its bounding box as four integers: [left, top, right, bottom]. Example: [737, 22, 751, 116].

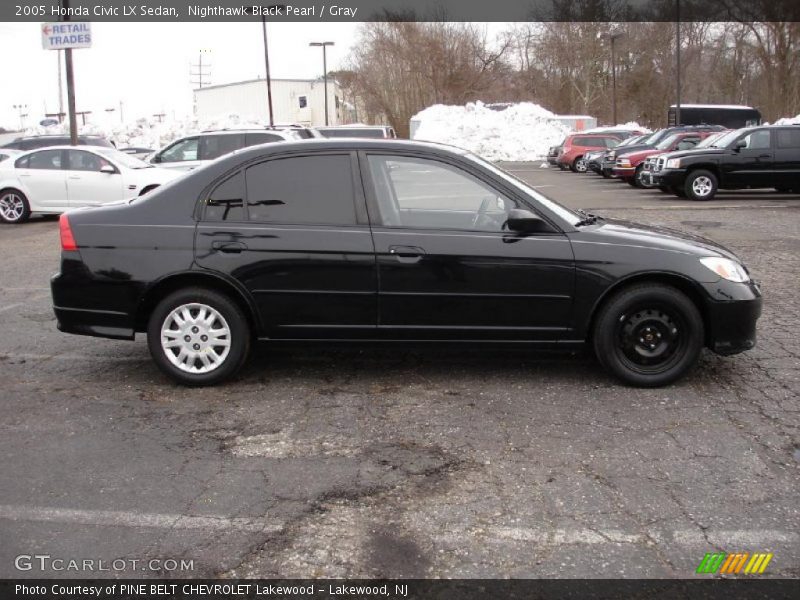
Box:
[310, 41, 334, 126]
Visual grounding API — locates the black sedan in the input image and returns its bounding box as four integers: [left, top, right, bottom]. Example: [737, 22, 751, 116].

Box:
[51, 139, 762, 387]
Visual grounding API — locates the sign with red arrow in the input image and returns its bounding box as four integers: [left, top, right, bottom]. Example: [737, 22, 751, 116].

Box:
[41, 22, 92, 50]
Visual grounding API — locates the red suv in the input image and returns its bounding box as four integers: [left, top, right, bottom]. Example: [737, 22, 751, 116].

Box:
[557, 134, 621, 172]
[612, 131, 715, 187]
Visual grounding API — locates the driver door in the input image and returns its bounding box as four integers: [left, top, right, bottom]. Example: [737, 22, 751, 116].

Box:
[361, 153, 575, 340]
[65, 149, 123, 207]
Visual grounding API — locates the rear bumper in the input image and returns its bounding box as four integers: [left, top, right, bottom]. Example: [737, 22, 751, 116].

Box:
[51, 270, 136, 340]
[701, 280, 762, 356]
[547, 156, 559, 166]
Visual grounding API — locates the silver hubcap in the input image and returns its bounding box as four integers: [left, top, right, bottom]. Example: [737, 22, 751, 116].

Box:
[692, 176, 713, 197]
[161, 303, 231, 374]
[575, 159, 587, 172]
[0, 193, 24, 221]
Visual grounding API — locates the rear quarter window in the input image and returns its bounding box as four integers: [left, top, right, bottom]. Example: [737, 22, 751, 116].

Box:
[776, 129, 800, 149]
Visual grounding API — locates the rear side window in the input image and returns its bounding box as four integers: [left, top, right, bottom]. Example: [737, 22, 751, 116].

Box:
[200, 134, 246, 160]
[572, 137, 604, 147]
[26, 149, 63, 170]
[245, 154, 356, 225]
[205, 171, 245, 222]
[776, 129, 800, 149]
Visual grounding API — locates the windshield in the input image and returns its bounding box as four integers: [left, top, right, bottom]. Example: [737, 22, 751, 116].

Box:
[695, 132, 726, 148]
[95, 147, 152, 169]
[466, 153, 581, 226]
[709, 129, 746, 148]
[656, 134, 683, 150]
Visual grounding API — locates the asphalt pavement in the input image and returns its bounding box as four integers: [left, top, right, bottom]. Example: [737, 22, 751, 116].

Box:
[0, 167, 798, 579]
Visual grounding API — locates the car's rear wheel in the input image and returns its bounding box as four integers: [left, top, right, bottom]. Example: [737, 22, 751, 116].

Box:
[572, 156, 587, 173]
[593, 284, 704, 387]
[685, 170, 718, 201]
[658, 185, 672, 194]
[147, 288, 250, 386]
[0, 189, 31, 224]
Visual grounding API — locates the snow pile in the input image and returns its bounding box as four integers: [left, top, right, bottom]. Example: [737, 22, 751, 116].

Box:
[22, 113, 267, 150]
[585, 122, 651, 133]
[411, 101, 571, 161]
[774, 114, 800, 125]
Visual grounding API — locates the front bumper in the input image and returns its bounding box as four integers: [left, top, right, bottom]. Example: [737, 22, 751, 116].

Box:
[701, 279, 762, 356]
[612, 166, 635, 178]
[652, 168, 688, 188]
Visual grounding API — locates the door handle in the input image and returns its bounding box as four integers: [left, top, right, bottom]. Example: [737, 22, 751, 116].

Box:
[211, 241, 247, 253]
[388, 245, 425, 263]
[757, 154, 771, 159]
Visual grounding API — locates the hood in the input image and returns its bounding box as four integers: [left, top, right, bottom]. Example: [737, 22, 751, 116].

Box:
[608, 143, 653, 156]
[590, 218, 740, 261]
[658, 147, 727, 161]
[617, 148, 657, 162]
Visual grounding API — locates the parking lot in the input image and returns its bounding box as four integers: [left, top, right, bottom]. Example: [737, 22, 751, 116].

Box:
[0, 166, 798, 579]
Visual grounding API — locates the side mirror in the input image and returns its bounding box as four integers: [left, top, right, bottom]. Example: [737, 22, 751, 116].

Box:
[505, 209, 549, 234]
[733, 139, 747, 152]
[99, 165, 116, 174]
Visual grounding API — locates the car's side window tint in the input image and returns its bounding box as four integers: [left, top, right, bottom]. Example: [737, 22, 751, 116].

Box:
[776, 129, 800, 149]
[367, 155, 517, 231]
[245, 154, 356, 225]
[14, 155, 29, 168]
[161, 138, 199, 162]
[27, 150, 63, 170]
[200, 134, 245, 161]
[245, 133, 282, 146]
[67, 150, 110, 172]
[205, 171, 246, 222]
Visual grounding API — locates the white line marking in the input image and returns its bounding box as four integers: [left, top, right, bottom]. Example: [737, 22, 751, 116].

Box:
[0, 504, 283, 533]
[0, 293, 50, 314]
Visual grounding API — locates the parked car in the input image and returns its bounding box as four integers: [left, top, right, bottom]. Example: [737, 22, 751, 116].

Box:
[51, 139, 761, 388]
[149, 129, 298, 171]
[600, 125, 726, 178]
[1, 134, 114, 151]
[641, 131, 730, 190]
[586, 135, 648, 174]
[268, 124, 323, 139]
[613, 131, 715, 187]
[652, 125, 800, 201]
[315, 125, 397, 139]
[0, 146, 181, 223]
[546, 138, 565, 167]
[556, 134, 621, 172]
[119, 146, 155, 160]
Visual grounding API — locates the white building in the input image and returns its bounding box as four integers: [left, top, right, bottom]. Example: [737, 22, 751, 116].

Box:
[193, 78, 347, 127]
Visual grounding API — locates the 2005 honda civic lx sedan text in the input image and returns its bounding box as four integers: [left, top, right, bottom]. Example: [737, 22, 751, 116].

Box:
[51, 139, 762, 387]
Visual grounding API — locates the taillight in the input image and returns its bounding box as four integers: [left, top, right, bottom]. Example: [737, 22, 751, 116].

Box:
[59, 214, 77, 251]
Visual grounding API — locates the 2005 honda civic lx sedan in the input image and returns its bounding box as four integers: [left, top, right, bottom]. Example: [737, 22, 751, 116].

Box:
[51, 139, 762, 387]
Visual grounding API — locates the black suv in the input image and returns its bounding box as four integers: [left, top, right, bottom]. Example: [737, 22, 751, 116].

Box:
[51, 139, 761, 388]
[601, 125, 725, 178]
[653, 126, 800, 200]
[1, 135, 114, 151]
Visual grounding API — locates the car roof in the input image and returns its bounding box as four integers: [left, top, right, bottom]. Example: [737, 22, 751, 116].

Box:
[13, 134, 107, 140]
[223, 138, 469, 161]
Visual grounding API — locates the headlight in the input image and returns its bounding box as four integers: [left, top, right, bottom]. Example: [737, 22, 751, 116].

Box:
[665, 158, 681, 169]
[700, 257, 749, 283]
[618, 158, 632, 167]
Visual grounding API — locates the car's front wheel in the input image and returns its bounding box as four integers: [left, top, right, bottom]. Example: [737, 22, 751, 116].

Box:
[147, 287, 251, 386]
[685, 170, 718, 201]
[0, 189, 31, 224]
[593, 284, 704, 387]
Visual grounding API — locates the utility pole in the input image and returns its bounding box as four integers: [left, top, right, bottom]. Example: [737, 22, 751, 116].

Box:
[259, 6, 285, 127]
[309, 41, 334, 126]
[57, 50, 64, 119]
[606, 31, 625, 125]
[190, 49, 211, 116]
[153, 113, 166, 123]
[13, 104, 29, 130]
[63, 0, 78, 145]
[675, 0, 681, 126]
[119, 100, 124, 123]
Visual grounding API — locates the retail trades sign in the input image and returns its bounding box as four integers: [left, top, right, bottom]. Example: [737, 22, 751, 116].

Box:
[41, 22, 92, 50]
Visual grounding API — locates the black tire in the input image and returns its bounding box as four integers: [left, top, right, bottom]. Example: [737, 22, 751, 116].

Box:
[625, 177, 637, 187]
[593, 284, 704, 387]
[147, 287, 251, 386]
[0, 188, 31, 224]
[685, 169, 718, 201]
[601, 170, 611, 179]
[633, 165, 645, 188]
[671, 185, 687, 198]
[571, 156, 587, 173]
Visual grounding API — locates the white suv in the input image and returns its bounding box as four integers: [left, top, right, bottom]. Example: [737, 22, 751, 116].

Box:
[149, 129, 299, 171]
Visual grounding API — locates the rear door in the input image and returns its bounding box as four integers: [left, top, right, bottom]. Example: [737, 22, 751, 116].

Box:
[65, 149, 123, 207]
[195, 151, 377, 338]
[774, 129, 800, 189]
[15, 149, 68, 209]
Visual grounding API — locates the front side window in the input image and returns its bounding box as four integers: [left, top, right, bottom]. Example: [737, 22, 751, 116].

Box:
[26, 149, 63, 170]
[740, 130, 771, 150]
[200, 134, 245, 161]
[367, 155, 517, 231]
[160, 138, 199, 163]
[245, 154, 356, 225]
[205, 171, 245, 222]
[67, 150, 112, 172]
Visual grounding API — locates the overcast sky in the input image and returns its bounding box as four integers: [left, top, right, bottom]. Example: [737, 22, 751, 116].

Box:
[0, 22, 366, 130]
